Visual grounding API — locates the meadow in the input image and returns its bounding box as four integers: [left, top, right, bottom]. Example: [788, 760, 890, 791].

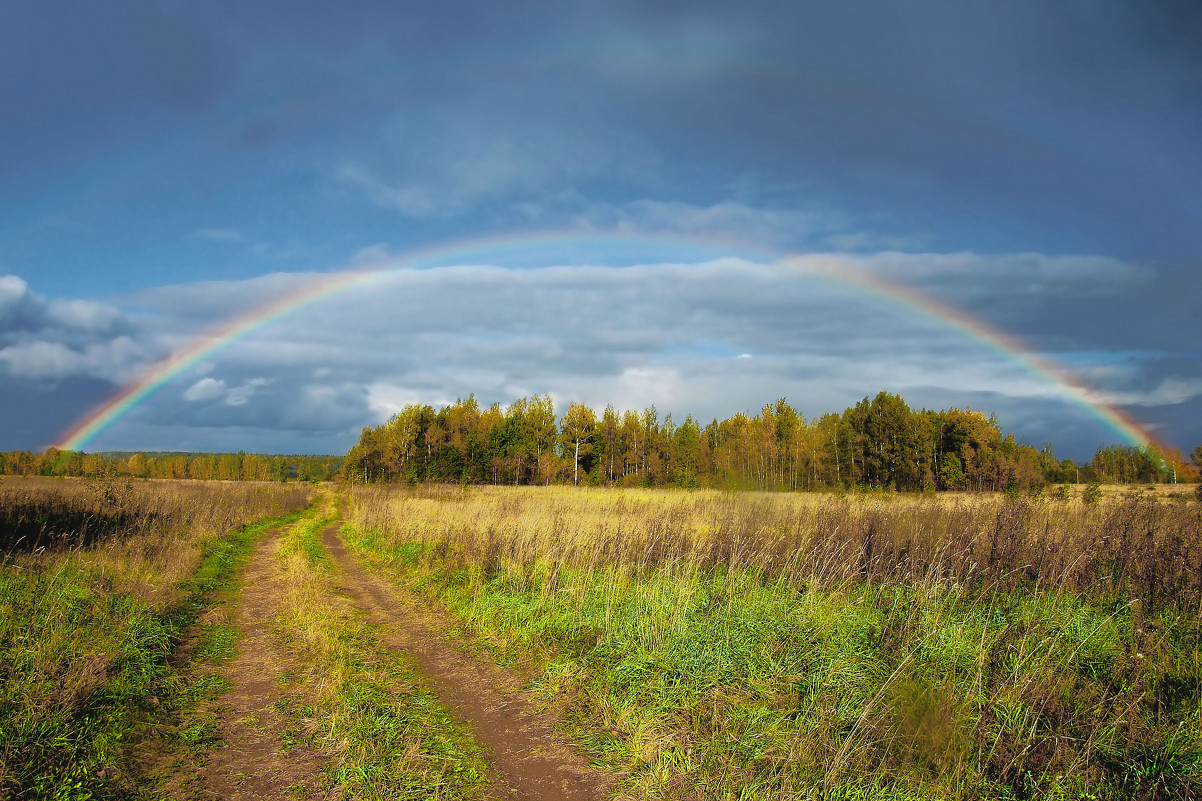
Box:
[0, 477, 314, 799]
[343, 485, 1202, 800]
[2, 477, 1199, 799]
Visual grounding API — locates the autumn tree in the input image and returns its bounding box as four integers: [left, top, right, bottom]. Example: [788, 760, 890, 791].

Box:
[559, 402, 596, 486]
[526, 395, 558, 485]
[596, 404, 621, 483]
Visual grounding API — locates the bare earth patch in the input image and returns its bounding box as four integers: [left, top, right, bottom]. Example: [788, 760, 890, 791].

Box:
[322, 524, 621, 801]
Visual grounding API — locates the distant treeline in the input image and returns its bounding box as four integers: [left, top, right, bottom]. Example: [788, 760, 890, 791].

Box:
[342, 392, 1197, 491]
[0, 450, 342, 483]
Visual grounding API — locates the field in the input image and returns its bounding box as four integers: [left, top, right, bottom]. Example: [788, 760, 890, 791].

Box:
[2, 478, 1199, 799]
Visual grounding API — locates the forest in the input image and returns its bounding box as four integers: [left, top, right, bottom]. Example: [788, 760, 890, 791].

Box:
[0, 449, 341, 483]
[7, 392, 1194, 492]
[341, 391, 1197, 491]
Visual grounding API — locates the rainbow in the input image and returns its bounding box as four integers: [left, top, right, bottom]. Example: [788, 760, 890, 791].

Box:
[787, 254, 1160, 452]
[54, 230, 1164, 454]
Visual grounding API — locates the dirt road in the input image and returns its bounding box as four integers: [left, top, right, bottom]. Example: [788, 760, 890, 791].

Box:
[321, 523, 619, 801]
[168, 521, 617, 800]
[165, 531, 331, 800]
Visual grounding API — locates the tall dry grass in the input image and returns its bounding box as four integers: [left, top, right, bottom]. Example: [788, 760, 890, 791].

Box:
[343, 485, 1202, 799]
[347, 485, 1201, 613]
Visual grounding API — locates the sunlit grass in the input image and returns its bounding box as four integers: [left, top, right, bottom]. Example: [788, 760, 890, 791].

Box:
[344, 485, 1202, 800]
[0, 477, 314, 799]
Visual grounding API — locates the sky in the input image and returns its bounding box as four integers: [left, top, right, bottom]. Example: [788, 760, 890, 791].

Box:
[2, 0, 1200, 461]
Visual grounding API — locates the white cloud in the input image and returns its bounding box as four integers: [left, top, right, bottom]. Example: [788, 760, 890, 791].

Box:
[565, 198, 833, 249]
[11, 246, 1181, 456]
[181, 376, 274, 407]
[366, 382, 447, 422]
[0, 274, 149, 385]
[127, 272, 313, 319]
[183, 377, 227, 402]
[610, 366, 683, 412]
[0, 336, 146, 382]
[0, 275, 126, 337]
[0, 341, 82, 379]
[0, 275, 32, 313]
[45, 298, 123, 332]
[794, 251, 1146, 302]
[1096, 378, 1202, 407]
[225, 377, 273, 407]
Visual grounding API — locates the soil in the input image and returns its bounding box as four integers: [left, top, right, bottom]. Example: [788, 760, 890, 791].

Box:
[321, 524, 622, 801]
[163, 522, 620, 800]
[160, 532, 333, 800]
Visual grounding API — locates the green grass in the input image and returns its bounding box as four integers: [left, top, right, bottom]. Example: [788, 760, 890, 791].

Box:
[268, 517, 492, 800]
[0, 508, 306, 800]
[340, 491, 1202, 801]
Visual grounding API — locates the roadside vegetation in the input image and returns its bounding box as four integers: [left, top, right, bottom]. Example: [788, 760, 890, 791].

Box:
[0, 477, 313, 799]
[344, 484, 1202, 800]
[5, 471, 1200, 799]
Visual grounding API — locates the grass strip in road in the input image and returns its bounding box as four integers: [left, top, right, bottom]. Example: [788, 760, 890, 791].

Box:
[270, 516, 491, 800]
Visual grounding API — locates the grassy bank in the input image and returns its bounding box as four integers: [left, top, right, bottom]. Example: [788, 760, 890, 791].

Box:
[0, 477, 313, 800]
[344, 485, 1202, 800]
[269, 510, 492, 799]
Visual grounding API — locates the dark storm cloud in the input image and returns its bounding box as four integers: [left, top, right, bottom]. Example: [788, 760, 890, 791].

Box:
[0, 376, 115, 451]
[579, 2, 1202, 257]
[0, 1, 233, 173]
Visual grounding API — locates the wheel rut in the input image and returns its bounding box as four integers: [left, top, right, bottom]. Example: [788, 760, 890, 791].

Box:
[321, 524, 619, 801]
[170, 530, 331, 800]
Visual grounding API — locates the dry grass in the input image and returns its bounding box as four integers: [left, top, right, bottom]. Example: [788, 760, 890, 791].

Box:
[343, 485, 1202, 800]
[346, 485, 1202, 613]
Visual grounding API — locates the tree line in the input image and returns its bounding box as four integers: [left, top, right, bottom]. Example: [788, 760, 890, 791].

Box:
[0, 450, 341, 483]
[341, 392, 1198, 491]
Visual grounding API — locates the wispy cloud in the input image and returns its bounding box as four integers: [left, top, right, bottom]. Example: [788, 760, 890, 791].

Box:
[1095, 378, 1202, 408]
[226, 377, 273, 406]
[555, 198, 835, 249]
[183, 376, 226, 402]
[192, 227, 244, 243]
[337, 119, 660, 219]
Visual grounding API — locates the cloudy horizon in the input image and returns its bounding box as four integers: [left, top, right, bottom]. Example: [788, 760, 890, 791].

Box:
[3, 1, 1199, 461]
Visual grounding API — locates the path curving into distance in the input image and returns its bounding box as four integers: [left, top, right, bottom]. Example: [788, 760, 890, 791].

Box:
[321, 524, 619, 801]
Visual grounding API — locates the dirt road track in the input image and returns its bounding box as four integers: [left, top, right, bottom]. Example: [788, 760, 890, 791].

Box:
[172, 531, 331, 801]
[322, 524, 620, 801]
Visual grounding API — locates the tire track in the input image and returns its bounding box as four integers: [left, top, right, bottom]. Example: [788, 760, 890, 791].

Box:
[321, 524, 620, 801]
[172, 529, 332, 801]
